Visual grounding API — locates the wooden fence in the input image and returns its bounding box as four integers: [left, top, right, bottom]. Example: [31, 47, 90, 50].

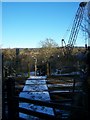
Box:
[2, 75, 88, 120]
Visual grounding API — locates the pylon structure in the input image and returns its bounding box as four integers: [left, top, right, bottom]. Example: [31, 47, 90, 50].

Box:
[88, 1, 90, 46]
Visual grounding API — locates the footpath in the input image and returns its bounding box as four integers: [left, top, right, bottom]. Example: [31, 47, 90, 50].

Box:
[19, 76, 54, 120]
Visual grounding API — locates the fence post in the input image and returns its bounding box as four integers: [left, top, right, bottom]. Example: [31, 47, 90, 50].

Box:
[73, 78, 75, 93]
[2, 54, 4, 120]
[6, 77, 19, 120]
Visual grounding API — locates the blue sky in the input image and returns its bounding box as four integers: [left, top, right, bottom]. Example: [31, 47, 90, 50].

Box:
[2, 2, 87, 48]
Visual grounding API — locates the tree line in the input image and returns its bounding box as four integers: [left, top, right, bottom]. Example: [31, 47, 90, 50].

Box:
[2, 38, 86, 76]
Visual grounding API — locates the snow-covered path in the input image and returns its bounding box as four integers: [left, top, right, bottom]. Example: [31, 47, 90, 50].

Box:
[19, 76, 54, 120]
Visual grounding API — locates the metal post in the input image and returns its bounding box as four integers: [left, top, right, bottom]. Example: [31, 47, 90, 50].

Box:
[35, 58, 37, 76]
[16, 48, 19, 76]
[28, 62, 30, 77]
[47, 61, 49, 76]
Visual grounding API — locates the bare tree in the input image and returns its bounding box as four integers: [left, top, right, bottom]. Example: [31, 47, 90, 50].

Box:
[81, 2, 90, 37]
[39, 38, 59, 62]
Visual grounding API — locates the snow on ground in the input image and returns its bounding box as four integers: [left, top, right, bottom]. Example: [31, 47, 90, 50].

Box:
[29, 76, 47, 79]
[26, 80, 46, 85]
[19, 76, 54, 120]
[19, 92, 51, 101]
[51, 72, 80, 76]
[48, 83, 74, 87]
[23, 85, 48, 91]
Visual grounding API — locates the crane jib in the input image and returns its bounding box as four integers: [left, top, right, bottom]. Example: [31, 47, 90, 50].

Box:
[62, 2, 87, 51]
